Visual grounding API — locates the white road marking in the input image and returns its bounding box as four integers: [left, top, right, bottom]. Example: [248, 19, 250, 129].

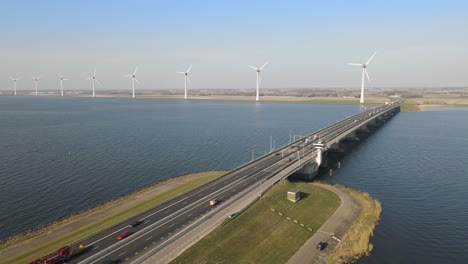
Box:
[118, 251, 126, 257]
[145, 236, 152, 241]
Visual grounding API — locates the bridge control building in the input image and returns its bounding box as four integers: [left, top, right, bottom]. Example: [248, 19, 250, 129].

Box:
[287, 189, 301, 202]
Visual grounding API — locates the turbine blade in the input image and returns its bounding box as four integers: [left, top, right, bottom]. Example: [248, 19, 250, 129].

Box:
[94, 68, 97, 76]
[187, 64, 192, 73]
[365, 69, 371, 82]
[176, 71, 185, 74]
[134, 67, 138, 75]
[260, 61, 269, 70]
[135, 78, 141, 86]
[95, 79, 102, 88]
[87, 77, 93, 80]
[63, 78, 69, 81]
[59, 72, 63, 78]
[124, 74, 132, 77]
[366, 52, 377, 65]
[187, 76, 192, 86]
[348, 63, 362, 66]
[248, 65, 258, 70]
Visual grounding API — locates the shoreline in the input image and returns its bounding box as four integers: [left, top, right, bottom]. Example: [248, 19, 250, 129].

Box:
[3, 93, 468, 109]
[0, 171, 226, 263]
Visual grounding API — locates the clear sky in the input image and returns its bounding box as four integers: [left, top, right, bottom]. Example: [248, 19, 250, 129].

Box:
[1, 0, 467, 92]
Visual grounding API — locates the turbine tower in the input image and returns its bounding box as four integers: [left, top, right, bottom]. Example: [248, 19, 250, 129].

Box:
[59, 72, 69, 97]
[32, 76, 40, 96]
[86, 68, 101, 97]
[177, 65, 192, 100]
[348, 52, 376, 103]
[10, 75, 21, 95]
[248, 61, 268, 101]
[124, 67, 140, 99]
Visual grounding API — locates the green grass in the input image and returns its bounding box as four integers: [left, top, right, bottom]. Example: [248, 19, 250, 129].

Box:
[172, 180, 340, 264]
[400, 103, 423, 112]
[3, 171, 225, 264]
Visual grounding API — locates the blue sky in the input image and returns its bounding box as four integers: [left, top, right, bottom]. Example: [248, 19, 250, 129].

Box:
[1, 0, 467, 91]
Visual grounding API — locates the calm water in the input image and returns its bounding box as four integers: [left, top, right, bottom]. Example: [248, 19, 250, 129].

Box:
[324, 107, 468, 264]
[0, 96, 359, 239]
[1, 97, 467, 263]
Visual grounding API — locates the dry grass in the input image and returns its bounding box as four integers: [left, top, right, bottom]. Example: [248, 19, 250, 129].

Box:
[0, 171, 226, 264]
[408, 96, 468, 106]
[327, 186, 382, 264]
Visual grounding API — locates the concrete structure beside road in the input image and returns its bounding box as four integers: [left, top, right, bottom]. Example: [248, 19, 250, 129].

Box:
[287, 189, 301, 203]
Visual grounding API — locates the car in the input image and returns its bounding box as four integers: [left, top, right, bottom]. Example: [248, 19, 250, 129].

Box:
[117, 231, 130, 240]
[316, 241, 325, 250]
[228, 213, 238, 219]
[130, 220, 143, 227]
[209, 199, 218, 206]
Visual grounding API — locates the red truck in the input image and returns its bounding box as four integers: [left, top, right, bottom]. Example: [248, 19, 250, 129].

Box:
[29, 244, 83, 264]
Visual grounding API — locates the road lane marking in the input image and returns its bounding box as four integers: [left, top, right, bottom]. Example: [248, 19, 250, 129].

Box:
[145, 236, 152, 241]
[118, 251, 126, 257]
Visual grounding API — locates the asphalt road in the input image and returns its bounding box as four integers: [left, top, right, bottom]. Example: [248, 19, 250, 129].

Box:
[59, 102, 400, 264]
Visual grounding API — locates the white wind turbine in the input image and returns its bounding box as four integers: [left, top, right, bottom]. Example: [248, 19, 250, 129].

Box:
[348, 52, 376, 104]
[176, 65, 192, 100]
[10, 75, 21, 95]
[124, 67, 140, 99]
[59, 72, 69, 97]
[248, 61, 268, 101]
[86, 68, 101, 97]
[32, 76, 41, 96]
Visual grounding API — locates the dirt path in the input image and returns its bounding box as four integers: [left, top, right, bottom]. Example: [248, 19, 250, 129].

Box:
[287, 183, 361, 264]
[0, 171, 224, 261]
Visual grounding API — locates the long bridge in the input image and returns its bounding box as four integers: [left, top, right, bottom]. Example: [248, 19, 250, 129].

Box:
[46, 101, 401, 264]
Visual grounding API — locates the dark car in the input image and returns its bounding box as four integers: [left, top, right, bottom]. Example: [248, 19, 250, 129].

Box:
[316, 241, 325, 250]
[130, 220, 143, 227]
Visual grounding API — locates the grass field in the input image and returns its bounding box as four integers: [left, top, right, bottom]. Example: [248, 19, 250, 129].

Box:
[400, 103, 423, 112]
[2, 171, 226, 264]
[327, 186, 382, 263]
[171, 180, 340, 264]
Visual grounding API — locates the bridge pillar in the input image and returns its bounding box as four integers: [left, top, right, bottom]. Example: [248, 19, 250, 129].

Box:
[292, 146, 326, 180]
[358, 124, 371, 133]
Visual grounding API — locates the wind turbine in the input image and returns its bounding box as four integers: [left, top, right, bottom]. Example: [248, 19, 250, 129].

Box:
[248, 61, 268, 101]
[124, 67, 140, 99]
[59, 72, 69, 97]
[86, 68, 101, 97]
[348, 52, 376, 104]
[32, 76, 40, 96]
[10, 75, 21, 95]
[176, 65, 192, 100]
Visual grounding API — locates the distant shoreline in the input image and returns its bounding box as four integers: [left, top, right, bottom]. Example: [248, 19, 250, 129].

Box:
[2, 93, 467, 108]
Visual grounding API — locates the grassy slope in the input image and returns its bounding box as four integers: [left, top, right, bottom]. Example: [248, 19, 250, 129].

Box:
[172, 180, 340, 264]
[327, 186, 382, 263]
[3, 171, 226, 264]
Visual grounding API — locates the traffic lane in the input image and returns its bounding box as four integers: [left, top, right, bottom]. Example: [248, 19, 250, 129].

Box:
[105, 171, 272, 263]
[71, 156, 280, 261]
[91, 171, 270, 263]
[73, 142, 300, 260]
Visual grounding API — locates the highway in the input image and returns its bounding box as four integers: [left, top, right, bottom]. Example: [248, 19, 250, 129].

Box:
[59, 102, 400, 264]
